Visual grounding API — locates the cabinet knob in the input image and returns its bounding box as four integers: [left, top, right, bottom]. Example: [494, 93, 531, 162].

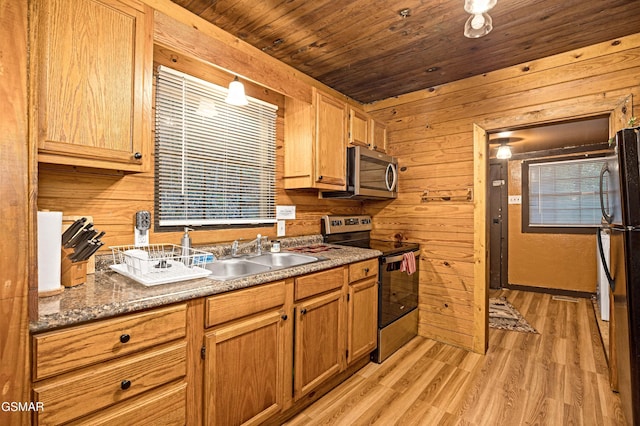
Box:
[364, 267, 369, 274]
[281, 314, 288, 320]
[120, 379, 131, 390]
[373, 146, 378, 150]
[120, 334, 130, 343]
[133, 152, 143, 160]
[318, 175, 323, 180]
[300, 308, 307, 315]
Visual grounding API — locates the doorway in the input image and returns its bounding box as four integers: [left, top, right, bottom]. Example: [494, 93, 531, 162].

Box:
[489, 162, 508, 289]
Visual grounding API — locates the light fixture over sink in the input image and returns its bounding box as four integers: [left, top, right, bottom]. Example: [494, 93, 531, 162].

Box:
[463, 0, 496, 38]
[225, 76, 249, 106]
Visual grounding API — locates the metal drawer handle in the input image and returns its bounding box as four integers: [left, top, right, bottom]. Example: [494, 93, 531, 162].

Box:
[300, 308, 307, 315]
[121, 379, 131, 390]
[363, 267, 369, 274]
[281, 314, 288, 320]
[120, 334, 130, 344]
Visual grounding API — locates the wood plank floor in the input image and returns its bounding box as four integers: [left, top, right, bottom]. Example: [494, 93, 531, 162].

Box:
[285, 289, 627, 425]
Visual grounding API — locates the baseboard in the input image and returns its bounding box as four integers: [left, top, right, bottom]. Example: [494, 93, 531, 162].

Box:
[504, 283, 594, 299]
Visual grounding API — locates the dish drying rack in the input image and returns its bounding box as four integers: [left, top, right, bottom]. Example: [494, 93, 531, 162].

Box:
[110, 244, 213, 286]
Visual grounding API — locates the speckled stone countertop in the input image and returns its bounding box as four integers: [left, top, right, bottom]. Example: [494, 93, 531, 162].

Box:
[31, 235, 381, 333]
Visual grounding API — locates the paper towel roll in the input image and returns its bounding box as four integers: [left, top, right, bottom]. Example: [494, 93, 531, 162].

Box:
[37, 211, 63, 293]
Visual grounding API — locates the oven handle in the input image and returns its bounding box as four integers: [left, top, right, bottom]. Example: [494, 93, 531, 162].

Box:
[381, 249, 420, 264]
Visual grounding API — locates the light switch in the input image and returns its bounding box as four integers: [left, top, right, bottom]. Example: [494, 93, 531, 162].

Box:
[277, 220, 286, 237]
[508, 195, 521, 204]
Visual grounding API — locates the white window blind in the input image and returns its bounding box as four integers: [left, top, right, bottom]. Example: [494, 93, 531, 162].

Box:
[528, 157, 606, 227]
[155, 66, 277, 226]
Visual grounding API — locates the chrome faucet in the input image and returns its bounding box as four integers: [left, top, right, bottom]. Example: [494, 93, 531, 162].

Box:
[256, 234, 262, 255]
[231, 240, 240, 257]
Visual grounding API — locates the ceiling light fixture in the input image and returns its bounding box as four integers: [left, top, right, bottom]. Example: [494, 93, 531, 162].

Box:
[463, 0, 496, 38]
[496, 144, 512, 160]
[225, 76, 248, 106]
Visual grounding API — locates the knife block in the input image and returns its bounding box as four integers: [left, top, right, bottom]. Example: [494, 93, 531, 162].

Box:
[62, 215, 95, 274]
[61, 248, 88, 287]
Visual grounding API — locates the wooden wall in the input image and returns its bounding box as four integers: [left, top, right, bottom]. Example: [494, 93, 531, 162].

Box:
[38, 6, 362, 251]
[0, 0, 31, 423]
[365, 33, 640, 352]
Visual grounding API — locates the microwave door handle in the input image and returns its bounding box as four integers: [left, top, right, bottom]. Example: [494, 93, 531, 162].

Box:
[386, 163, 398, 191]
[600, 163, 612, 224]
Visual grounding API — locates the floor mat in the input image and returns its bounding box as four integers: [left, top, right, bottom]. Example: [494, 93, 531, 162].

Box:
[489, 297, 538, 333]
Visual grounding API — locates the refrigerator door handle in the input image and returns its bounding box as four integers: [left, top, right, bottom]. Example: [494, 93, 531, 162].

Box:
[600, 162, 613, 224]
[597, 227, 615, 292]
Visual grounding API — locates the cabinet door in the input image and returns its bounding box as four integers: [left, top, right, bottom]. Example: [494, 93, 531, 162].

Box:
[347, 277, 378, 364]
[349, 107, 369, 148]
[369, 118, 387, 153]
[294, 289, 344, 400]
[314, 91, 347, 187]
[204, 310, 286, 426]
[32, 0, 152, 172]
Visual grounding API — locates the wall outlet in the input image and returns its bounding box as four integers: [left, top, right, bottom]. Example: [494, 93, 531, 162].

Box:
[134, 226, 149, 247]
[508, 195, 522, 204]
[277, 220, 286, 237]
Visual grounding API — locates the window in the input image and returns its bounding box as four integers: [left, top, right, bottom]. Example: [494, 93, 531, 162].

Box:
[155, 66, 277, 228]
[522, 155, 607, 233]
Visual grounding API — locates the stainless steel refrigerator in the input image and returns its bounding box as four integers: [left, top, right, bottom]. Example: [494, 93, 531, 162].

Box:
[598, 126, 640, 425]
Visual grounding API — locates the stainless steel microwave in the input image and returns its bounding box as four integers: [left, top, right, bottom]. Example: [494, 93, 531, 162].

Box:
[320, 146, 398, 200]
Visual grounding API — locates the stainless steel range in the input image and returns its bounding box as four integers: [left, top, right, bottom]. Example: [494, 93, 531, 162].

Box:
[321, 215, 420, 363]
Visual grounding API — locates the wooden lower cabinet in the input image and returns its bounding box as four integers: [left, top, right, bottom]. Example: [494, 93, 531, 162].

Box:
[204, 309, 287, 426]
[347, 277, 378, 364]
[31, 304, 188, 425]
[294, 288, 346, 400]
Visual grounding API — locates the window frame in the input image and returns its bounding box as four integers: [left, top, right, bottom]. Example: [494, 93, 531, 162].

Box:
[521, 153, 608, 234]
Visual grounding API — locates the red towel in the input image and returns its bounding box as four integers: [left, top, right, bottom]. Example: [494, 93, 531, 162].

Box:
[400, 251, 416, 275]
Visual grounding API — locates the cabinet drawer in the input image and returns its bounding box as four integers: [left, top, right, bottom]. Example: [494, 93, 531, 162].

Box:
[67, 381, 187, 426]
[295, 267, 346, 301]
[34, 341, 186, 425]
[206, 281, 285, 328]
[349, 259, 378, 283]
[33, 304, 187, 380]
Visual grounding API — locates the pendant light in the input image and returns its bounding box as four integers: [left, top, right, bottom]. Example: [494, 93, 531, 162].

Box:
[496, 144, 512, 160]
[225, 76, 248, 106]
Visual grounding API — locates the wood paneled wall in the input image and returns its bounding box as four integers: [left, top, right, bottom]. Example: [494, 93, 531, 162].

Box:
[0, 0, 31, 424]
[38, 6, 362, 251]
[365, 33, 640, 352]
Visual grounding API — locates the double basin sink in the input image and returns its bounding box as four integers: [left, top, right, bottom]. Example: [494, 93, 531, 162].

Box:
[204, 252, 321, 281]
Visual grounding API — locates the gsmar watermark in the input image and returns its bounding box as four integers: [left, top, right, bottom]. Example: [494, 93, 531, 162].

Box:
[2, 402, 44, 412]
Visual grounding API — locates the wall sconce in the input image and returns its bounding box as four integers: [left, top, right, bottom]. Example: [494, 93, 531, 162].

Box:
[225, 76, 248, 106]
[496, 144, 512, 159]
[463, 0, 496, 38]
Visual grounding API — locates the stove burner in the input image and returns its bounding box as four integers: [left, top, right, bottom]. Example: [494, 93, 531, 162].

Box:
[288, 244, 342, 254]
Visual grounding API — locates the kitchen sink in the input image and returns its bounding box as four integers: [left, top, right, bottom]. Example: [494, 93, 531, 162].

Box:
[244, 252, 320, 268]
[204, 258, 271, 281]
[204, 252, 321, 281]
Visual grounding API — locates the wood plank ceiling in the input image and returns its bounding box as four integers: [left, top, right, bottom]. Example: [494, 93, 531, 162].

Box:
[172, 0, 640, 104]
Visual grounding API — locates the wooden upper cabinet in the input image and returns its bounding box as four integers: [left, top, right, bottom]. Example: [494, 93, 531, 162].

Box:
[284, 88, 347, 190]
[348, 107, 369, 148]
[31, 0, 152, 172]
[369, 118, 388, 153]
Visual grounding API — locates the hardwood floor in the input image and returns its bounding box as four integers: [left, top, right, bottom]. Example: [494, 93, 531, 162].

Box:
[285, 289, 627, 425]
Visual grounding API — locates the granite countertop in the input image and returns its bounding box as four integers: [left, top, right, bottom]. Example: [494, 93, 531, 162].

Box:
[32, 236, 381, 333]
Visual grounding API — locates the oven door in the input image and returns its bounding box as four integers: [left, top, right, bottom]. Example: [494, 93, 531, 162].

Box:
[379, 250, 419, 327]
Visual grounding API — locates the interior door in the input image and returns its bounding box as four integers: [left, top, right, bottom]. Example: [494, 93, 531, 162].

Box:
[489, 162, 508, 289]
